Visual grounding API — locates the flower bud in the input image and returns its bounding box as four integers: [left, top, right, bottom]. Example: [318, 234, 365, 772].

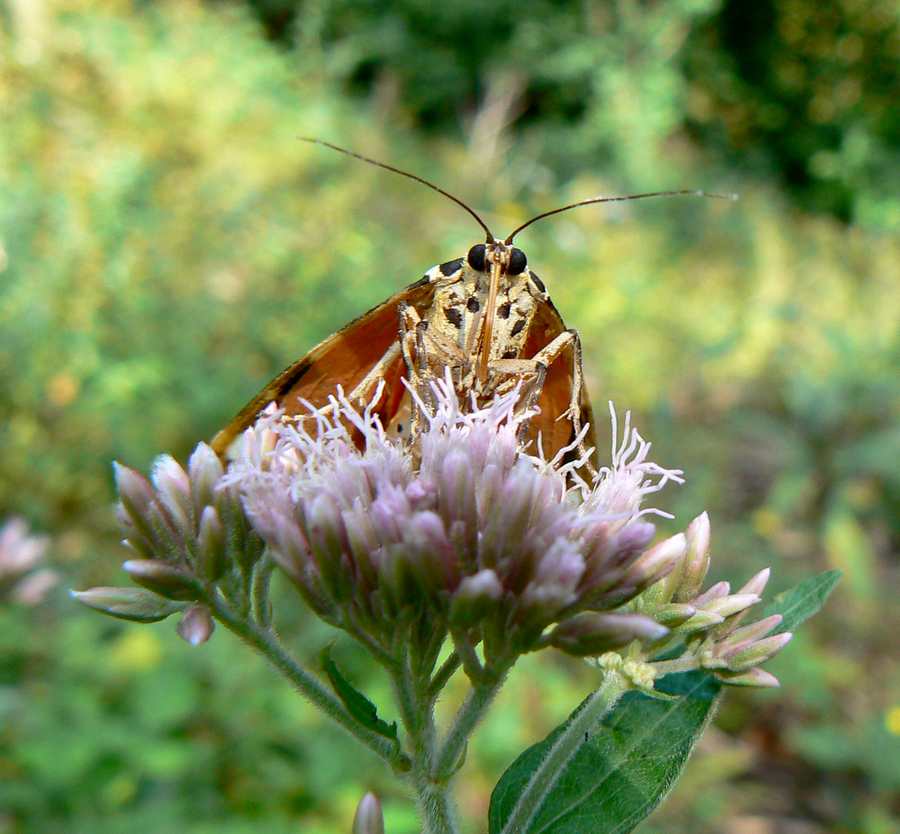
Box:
[197, 506, 227, 581]
[177, 604, 215, 646]
[710, 567, 770, 635]
[114, 462, 157, 545]
[263, 510, 312, 584]
[719, 614, 783, 648]
[151, 454, 194, 537]
[405, 511, 456, 593]
[673, 609, 725, 633]
[692, 580, 730, 607]
[72, 586, 184, 622]
[723, 632, 793, 671]
[449, 569, 502, 627]
[675, 512, 711, 602]
[519, 539, 584, 624]
[613, 520, 657, 559]
[738, 567, 771, 597]
[653, 603, 697, 627]
[188, 442, 224, 517]
[715, 667, 780, 688]
[702, 592, 760, 619]
[306, 494, 351, 598]
[352, 792, 384, 834]
[550, 612, 668, 656]
[623, 533, 685, 589]
[436, 449, 476, 526]
[123, 559, 199, 601]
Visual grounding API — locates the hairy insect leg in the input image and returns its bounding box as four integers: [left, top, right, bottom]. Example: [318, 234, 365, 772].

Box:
[287, 342, 404, 437]
[344, 341, 403, 408]
[489, 358, 546, 408]
[494, 330, 595, 475]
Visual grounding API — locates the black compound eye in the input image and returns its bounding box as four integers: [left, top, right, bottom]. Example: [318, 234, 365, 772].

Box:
[467, 243, 487, 272]
[507, 248, 527, 275]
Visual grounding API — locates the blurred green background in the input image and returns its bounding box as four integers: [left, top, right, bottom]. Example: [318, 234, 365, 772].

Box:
[1, 1, 898, 832]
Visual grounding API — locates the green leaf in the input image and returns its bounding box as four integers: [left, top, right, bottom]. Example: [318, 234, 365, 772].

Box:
[762, 569, 842, 633]
[321, 647, 398, 742]
[489, 570, 841, 833]
[489, 672, 721, 834]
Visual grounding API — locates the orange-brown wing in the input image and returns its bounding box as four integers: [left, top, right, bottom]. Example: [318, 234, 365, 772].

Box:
[211, 277, 435, 456]
[521, 297, 598, 465]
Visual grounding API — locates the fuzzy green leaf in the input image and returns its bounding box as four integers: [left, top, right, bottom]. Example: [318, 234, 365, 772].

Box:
[489, 672, 720, 834]
[489, 570, 841, 833]
[761, 569, 842, 633]
[321, 648, 398, 743]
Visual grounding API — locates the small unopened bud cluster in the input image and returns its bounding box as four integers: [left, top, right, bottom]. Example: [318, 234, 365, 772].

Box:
[74, 444, 265, 644]
[0, 517, 57, 605]
[614, 512, 793, 688]
[227, 375, 687, 675]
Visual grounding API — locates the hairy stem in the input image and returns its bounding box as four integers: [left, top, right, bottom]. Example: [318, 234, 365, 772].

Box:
[428, 651, 461, 698]
[207, 591, 405, 770]
[433, 676, 505, 781]
[650, 654, 700, 677]
[499, 672, 628, 834]
[394, 657, 459, 834]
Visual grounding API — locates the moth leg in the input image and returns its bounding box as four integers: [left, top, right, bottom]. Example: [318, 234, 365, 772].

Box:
[343, 341, 403, 408]
[519, 362, 548, 417]
[490, 358, 545, 403]
[514, 330, 596, 475]
[398, 302, 433, 439]
[289, 341, 403, 436]
[489, 358, 549, 443]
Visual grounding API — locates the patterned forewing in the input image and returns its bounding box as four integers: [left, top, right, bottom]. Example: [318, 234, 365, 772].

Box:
[211, 279, 435, 455]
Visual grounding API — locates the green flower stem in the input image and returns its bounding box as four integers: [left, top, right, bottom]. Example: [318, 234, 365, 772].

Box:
[650, 655, 700, 677]
[499, 671, 629, 834]
[393, 659, 459, 834]
[428, 652, 461, 698]
[250, 556, 274, 627]
[433, 677, 505, 781]
[206, 591, 404, 770]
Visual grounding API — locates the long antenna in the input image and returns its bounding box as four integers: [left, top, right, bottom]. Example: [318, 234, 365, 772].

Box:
[504, 189, 738, 244]
[300, 138, 496, 242]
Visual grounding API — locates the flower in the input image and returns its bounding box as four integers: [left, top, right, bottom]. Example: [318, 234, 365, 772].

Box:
[227, 373, 688, 673]
[635, 512, 793, 688]
[0, 517, 56, 605]
[74, 444, 262, 643]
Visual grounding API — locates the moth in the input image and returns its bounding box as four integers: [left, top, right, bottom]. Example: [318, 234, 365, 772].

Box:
[212, 140, 729, 468]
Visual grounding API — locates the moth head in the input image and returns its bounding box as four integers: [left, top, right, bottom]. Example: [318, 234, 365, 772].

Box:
[467, 242, 527, 276]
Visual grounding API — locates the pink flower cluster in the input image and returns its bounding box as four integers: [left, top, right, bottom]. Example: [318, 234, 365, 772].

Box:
[227, 376, 689, 668]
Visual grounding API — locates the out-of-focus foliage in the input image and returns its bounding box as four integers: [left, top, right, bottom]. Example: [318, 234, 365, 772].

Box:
[1, 1, 897, 833]
[238, 0, 899, 227]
